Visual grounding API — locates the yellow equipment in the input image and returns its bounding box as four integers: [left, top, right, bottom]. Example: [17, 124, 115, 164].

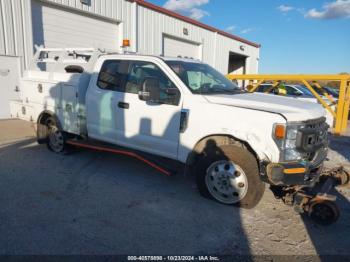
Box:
[226, 74, 350, 135]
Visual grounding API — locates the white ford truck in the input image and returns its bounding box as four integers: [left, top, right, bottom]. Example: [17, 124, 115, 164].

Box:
[10, 48, 329, 209]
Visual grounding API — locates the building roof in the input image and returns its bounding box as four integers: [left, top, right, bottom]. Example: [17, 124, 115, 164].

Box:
[131, 0, 261, 48]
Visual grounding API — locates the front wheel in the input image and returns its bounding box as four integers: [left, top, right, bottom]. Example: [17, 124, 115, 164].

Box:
[195, 144, 265, 208]
[46, 117, 66, 153]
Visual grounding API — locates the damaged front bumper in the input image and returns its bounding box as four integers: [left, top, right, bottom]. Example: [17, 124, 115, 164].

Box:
[265, 147, 328, 187]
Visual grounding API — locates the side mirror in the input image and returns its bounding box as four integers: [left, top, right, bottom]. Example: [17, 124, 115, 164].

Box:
[165, 88, 179, 96]
[138, 77, 160, 102]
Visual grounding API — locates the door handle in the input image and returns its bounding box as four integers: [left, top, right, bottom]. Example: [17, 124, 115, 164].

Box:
[38, 83, 43, 93]
[118, 102, 129, 109]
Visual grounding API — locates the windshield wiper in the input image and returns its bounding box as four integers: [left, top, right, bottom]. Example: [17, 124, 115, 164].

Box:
[193, 87, 242, 95]
[208, 88, 242, 94]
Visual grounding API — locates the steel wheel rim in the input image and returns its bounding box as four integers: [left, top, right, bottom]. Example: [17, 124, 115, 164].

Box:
[205, 160, 248, 204]
[48, 125, 64, 152]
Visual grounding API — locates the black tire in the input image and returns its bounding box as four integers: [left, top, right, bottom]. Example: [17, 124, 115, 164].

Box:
[195, 143, 265, 209]
[46, 117, 67, 153]
[308, 200, 340, 226]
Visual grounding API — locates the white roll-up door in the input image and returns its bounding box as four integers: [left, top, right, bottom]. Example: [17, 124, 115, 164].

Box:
[163, 36, 201, 60]
[31, 1, 120, 50]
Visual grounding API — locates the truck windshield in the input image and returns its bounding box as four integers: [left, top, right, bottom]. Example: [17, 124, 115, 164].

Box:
[166, 61, 242, 94]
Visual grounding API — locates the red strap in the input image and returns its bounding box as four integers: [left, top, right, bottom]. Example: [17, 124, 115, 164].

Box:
[66, 140, 172, 177]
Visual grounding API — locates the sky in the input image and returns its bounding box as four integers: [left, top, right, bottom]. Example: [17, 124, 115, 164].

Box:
[148, 0, 350, 74]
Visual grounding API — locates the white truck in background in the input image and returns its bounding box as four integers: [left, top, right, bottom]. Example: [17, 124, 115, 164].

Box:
[10, 47, 330, 209]
[255, 83, 336, 126]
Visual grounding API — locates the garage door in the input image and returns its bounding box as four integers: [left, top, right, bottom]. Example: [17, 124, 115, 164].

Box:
[31, 1, 119, 50]
[163, 36, 201, 60]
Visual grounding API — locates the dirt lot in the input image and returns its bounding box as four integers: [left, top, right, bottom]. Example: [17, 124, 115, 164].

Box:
[0, 119, 349, 256]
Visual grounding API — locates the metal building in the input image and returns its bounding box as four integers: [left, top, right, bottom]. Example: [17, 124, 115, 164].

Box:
[0, 0, 260, 118]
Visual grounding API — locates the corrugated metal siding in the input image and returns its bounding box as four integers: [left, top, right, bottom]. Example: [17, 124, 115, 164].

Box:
[0, 0, 16, 56]
[31, 0, 120, 49]
[163, 35, 201, 59]
[137, 5, 259, 74]
[44, 0, 124, 20]
[0, 0, 259, 74]
[42, 0, 135, 48]
[216, 34, 260, 74]
[0, 0, 33, 70]
[137, 6, 215, 65]
[0, 1, 5, 55]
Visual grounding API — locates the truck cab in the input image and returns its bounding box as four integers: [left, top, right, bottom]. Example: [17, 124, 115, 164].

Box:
[11, 48, 329, 208]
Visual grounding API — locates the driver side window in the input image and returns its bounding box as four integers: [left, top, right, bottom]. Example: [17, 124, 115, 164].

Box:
[125, 61, 180, 106]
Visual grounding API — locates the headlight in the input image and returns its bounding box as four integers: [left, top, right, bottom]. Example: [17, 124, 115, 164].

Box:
[285, 125, 298, 149]
[273, 123, 305, 161]
[286, 125, 298, 140]
[285, 149, 303, 161]
[285, 138, 296, 149]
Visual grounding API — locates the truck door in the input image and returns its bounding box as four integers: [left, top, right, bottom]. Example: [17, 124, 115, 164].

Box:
[114, 60, 182, 159]
[86, 60, 129, 143]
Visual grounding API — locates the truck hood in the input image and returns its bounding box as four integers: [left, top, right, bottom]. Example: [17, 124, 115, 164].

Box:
[203, 93, 326, 122]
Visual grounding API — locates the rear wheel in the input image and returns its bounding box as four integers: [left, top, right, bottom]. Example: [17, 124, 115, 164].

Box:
[195, 144, 265, 208]
[46, 117, 66, 153]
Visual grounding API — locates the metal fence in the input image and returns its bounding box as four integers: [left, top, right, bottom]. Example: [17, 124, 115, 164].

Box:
[227, 74, 350, 135]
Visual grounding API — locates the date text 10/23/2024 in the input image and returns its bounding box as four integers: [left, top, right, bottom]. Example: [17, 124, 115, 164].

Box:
[127, 256, 220, 261]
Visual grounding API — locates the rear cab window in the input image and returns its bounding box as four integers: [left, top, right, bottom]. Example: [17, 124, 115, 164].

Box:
[97, 60, 129, 91]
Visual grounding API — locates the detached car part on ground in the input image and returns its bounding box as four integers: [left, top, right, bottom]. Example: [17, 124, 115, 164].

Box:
[10, 48, 349, 226]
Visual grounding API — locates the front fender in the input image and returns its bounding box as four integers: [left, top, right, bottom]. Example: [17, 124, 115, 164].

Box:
[178, 100, 286, 164]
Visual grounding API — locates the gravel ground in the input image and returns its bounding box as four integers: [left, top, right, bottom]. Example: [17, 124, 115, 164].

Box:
[0, 119, 349, 256]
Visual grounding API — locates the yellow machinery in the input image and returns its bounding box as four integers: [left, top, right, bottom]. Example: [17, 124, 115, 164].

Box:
[227, 74, 350, 135]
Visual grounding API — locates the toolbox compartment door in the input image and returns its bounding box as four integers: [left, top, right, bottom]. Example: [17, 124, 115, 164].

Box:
[20, 80, 60, 108]
[10, 100, 35, 122]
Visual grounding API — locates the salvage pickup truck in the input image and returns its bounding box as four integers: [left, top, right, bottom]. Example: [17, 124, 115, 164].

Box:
[10, 48, 329, 209]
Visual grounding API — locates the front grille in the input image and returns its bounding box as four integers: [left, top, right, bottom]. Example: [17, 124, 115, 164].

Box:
[305, 152, 315, 161]
[304, 118, 326, 129]
[296, 117, 329, 155]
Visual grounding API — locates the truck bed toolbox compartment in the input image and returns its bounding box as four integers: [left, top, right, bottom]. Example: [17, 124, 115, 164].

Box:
[10, 100, 36, 122]
[20, 80, 60, 107]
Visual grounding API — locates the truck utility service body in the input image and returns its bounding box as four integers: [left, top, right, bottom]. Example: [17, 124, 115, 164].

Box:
[11, 48, 329, 208]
